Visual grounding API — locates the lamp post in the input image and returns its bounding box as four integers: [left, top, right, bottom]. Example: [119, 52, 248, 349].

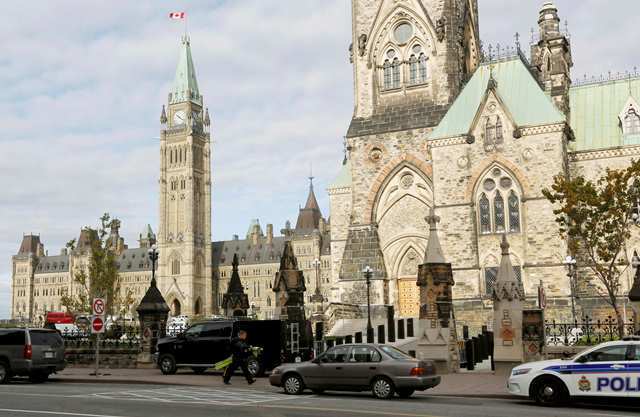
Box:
[311, 258, 323, 303]
[363, 265, 374, 343]
[148, 245, 159, 286]
[564, 255, 579, 321]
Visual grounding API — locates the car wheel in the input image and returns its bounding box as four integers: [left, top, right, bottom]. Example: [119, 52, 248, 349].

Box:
[531, 376, 568, 406]
[397, 389, 414, 398]
[0, 361, 10, 384]
[372, 377, 395, 400]
[191, 367, 207, 375]
[283, 374, 305, 395]
[159, 354, 177, 375]
[247, 358, 262, 378]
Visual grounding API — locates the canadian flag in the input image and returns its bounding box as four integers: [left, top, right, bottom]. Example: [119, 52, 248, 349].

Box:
[169, 12, 186, 19]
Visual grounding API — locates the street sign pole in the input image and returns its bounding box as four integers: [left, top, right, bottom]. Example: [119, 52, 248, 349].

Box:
[95, 332, 100, 377]
[91, 298, 106, 377]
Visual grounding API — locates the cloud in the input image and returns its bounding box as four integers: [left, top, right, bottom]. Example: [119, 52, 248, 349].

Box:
[1, 0, 638, 318]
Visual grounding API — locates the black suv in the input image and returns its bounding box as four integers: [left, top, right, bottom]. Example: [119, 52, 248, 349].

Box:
[155, 319, 282, 377]
[0, 328, 66, 383]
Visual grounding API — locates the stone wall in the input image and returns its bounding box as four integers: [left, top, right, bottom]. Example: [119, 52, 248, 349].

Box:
[64, 347, 140, 369]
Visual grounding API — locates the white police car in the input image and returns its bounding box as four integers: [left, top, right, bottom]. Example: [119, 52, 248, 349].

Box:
[508, 337, 640, 406]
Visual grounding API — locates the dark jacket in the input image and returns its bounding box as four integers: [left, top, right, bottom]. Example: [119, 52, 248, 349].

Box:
[230, 337, 251, 360]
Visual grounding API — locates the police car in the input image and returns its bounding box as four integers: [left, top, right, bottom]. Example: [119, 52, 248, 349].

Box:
[508, 337, 640, 406]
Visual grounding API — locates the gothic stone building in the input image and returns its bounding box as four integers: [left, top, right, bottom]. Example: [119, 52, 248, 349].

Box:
[11, 2, 640, 330]
[328, 0, 640, 330]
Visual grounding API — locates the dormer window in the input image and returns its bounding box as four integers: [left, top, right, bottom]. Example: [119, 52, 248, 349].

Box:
[624, 109, 640, 135]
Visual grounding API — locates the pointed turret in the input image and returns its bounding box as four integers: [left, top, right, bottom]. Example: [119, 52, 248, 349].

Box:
[295, 177, 323, 233]
[160, 105, 167, 125]
[273, 241, 306, 321]
[424, 207, 445, 264]
[169, 36, 202, 105]
[227, 254, 245, 293]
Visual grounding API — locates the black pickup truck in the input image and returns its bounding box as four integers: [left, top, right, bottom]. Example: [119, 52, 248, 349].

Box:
[155, 319, 283, 377]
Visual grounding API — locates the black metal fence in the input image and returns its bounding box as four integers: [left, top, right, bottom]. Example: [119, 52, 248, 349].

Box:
[545, 316, 637, 347]
[59, 325, 143, 349]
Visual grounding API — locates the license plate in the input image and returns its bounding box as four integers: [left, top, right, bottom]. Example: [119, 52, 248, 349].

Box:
[44, 352, 55, 359]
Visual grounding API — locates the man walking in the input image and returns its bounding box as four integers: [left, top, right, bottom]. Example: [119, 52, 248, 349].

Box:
[223, 329, 255, 385]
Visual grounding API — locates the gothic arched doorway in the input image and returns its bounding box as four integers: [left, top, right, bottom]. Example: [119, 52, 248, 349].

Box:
[194, 298, 202, 316]
[172, 299, 182, 316]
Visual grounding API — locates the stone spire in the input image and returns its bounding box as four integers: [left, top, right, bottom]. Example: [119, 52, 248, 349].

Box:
[492, 234, 525, 302]
[169, 36, 202, 105]
[273, 241, 306, 322]
[160, 105, 167, 124]
[295, 176, 323, 233]
[222, 254, 249, 316]
[424, 207, 445, 264]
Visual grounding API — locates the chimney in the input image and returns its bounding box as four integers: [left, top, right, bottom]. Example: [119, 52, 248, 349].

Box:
[233, 234, 239, 241]
[266, 224, 273, 245]
[251, 228, 259, 246]
[37, 243, 45, 257]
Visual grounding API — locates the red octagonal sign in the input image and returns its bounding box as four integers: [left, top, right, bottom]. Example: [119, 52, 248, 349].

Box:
[92, 317, 104, 334]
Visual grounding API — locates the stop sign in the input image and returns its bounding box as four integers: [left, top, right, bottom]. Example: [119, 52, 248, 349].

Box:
[92, 316, 105, 334]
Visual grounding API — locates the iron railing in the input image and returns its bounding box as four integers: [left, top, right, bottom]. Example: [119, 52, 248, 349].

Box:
[545, 316, 637, 347]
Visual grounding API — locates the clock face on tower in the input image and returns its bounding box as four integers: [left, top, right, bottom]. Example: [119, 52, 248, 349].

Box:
[173, 110, 186, 125]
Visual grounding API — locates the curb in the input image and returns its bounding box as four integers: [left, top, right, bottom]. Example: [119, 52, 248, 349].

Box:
[51, 377, 514, 400]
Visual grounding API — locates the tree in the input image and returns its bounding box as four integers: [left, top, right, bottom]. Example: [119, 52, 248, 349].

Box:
[61, 213, 133, 317]
[543, 159, 640, 337]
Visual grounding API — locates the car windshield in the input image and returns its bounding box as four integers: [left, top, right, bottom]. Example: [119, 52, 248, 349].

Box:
[379, 345, 413, 360]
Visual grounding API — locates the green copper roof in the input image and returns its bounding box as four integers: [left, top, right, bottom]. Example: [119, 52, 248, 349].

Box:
[328, 158, 352, 189]
[429, 57, 565, 140]
[570, 76, 640, 151]
[169, 36, 202, 105]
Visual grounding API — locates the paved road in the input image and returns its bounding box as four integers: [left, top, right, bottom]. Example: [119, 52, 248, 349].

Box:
[0, 381, 638, 417]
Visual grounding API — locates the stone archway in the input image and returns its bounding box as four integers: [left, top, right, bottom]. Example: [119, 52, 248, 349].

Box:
[194, 297, 202, 316]
[373, 163, 432, 317]
[171, 299, 182, 316]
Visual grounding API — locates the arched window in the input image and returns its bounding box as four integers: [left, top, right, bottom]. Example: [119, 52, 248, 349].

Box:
[171, 259, 180, 275]
[383, 60, 392, 90]
[418, 53, 427, 82]
[479, 193, 491, 234]
[494, 191, 505, 232]
[477, 167, 522, 235]
[485, 118, 495, 145]
[267, 297, 271, 307]
[495, 116, 504, 143]
[392, 58, 401, 88]
[409, 55, 418, 84]
[624, 109, 640, 135]
[508, 191, 521, 232]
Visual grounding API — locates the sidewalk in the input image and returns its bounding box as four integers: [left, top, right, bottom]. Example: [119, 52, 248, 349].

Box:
[52, 367, 510, 398]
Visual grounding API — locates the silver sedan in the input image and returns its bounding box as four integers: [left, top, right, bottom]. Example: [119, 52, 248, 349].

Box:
[269, 343, 440, 399]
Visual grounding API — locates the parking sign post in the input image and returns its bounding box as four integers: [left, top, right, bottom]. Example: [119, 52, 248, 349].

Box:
[92, 298, 106, 377]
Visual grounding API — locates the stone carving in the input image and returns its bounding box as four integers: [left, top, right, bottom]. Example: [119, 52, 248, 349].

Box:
[358, 34, 367, 57]
[456, 156, 469, 168]
[435, 17, 446, 42]
[400, 173, 414, 189]
[369, 147, 383, 162]
[400, 248, 419, 275]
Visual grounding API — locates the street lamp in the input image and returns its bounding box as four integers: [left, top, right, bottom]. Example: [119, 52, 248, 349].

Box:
[564, 255, 579, 321]
[311, 258, 323, 303]
[147, 245, 159, 286]
[363, 265, 374, 343]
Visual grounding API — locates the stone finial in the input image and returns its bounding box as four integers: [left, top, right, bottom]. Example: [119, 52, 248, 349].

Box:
[492, 234, 525, 302]
[424, 207, 446, 264]
[204, 108, 211, 127]
[160, 105, 167, 124]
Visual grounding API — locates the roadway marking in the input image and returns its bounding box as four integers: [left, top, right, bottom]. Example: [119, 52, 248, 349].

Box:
[0, 409, 131, 417]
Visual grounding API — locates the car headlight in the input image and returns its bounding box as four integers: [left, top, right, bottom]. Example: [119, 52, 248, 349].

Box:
[511, 368, 531, 376]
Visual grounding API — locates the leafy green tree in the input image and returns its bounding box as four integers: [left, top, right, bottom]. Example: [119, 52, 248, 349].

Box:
[543, 159, 640, 337]
[61, 213, 133, 317]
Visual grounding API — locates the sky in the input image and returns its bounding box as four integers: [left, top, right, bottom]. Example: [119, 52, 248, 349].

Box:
[1, 0, 638, 318]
